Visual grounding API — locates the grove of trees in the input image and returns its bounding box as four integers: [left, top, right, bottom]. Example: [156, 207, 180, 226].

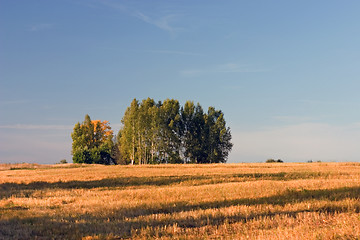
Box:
[71, 115, 116, 164]
[71, 98, 233, 164]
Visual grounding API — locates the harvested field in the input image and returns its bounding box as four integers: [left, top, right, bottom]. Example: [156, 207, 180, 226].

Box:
[1, 162, 360, 239]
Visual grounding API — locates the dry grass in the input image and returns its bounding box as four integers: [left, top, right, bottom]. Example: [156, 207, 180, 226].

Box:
[1, 162, 360, 239]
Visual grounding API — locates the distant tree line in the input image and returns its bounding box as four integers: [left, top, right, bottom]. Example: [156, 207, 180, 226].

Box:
[71, 98, 233, 164]
[266, 159, 283, 163]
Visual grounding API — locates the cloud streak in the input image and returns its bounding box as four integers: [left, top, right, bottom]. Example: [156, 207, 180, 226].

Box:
[28, 23, 53, 32]
[272, 115, 316, 123]
[181, 63, 269, 76]
[146, 50, 204, 56]
[80, 0, 181, 35]
[0, 124, 73, 130]
[0, 100, 30, 106]
[134, 11, 179, 34]
[98, 0, 126, 11]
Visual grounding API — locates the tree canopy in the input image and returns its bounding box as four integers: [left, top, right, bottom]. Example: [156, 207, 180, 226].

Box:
[71, 99, 233, 164]
[71, 114, 116, 164]
[118, 98, 233, 164]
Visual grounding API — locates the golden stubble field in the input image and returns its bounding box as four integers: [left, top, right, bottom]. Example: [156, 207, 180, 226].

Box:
[1, 162, 360, 239]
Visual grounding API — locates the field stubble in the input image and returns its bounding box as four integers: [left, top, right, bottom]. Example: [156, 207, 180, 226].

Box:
[0, 162, 360, 239]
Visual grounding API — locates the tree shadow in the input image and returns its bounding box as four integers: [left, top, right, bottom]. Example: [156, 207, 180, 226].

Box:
[1, 186, 359, 239]
[0, 171, 332, 199]
[0, 175, 188, 199]
[103, 186, 360, 219]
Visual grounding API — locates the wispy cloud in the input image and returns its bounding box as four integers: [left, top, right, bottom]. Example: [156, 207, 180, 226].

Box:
[28, 23, 53, 32]
[0, 124, 73, 130]
[0, 100, 29, 106]
[134, 11, 179, 35]
[78, 0, 182, 36]
[181, 63, 269, 76]
[75, 0, 126, 11]
[97, 0, 126, 11]
[272, 115, 315, 123]
[298, 99, 348, 106]
[146, 50, 204, 56]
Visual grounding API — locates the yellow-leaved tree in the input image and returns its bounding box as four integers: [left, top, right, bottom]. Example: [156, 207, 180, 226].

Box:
[71, 114, 115, 164]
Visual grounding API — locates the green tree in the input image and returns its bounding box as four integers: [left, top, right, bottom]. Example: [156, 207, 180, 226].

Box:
[59, 159, 67, 164]
[73, 149, 92, 164]
[149, 102, 161, 163]
[192, 103, 207, 163]
[112, 131, 126, 164]
[180, 101, 194, 163]
[119, 99, 139, 165]
[137, 98, 156, 164]
[118, 98, 233, 164]
[159, 99, 182, 163]
[204, 107, 233, 163]
[71, 114, 115, 164]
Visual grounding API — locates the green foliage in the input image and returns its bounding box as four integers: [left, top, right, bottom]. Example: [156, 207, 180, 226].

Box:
[59, 159, 67, 164]
[266, 159, 283, 163]
[119, 99, 140, 165]
[205, 107, 233, 163]
[72, 99, 232, 165]
[71, 115, 115, 165]
[73, 149, 92, 164]
[119, 98, 233, 164]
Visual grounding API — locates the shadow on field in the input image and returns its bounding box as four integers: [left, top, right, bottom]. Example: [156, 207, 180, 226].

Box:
[0, 171, 336, 199]
[111, 186, 360, 219]
[1, 186, 360, 239]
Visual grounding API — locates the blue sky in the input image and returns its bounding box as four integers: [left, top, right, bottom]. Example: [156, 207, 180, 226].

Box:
[1, 0, 360, 164]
